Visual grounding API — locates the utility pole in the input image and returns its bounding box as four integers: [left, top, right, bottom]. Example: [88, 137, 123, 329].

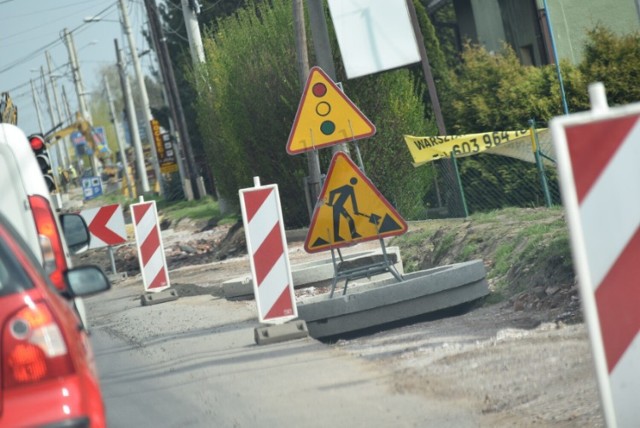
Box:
[306, 0, 337, 81]
[63, 27, 98, 176]
[116, 39, 150, 194]
[104, 75, 134, 199]
[118, 0, 163, 195]
[40, 67, 56, 134]
[46, 51, 70, 169]
[146, 34, 192, 201]
[306, 0, 348, 156]
[63, 29, 91, 122]
[181, 0, 205, 64]
[404, 0, 467, 217]
[61, 86, 73, 123]
[40, 66, 62, 178]
[293, 0, 322, 218]
[45, 51, 63, 128]
[30, 79, 45, 134]
[60, 84, 80, 173]
[145, 0, 199, 199]
[405, 0, 446, 134]
[180, 0, 208, 199]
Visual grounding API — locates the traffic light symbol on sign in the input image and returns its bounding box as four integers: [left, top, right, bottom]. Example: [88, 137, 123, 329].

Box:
[312, 81, 335, 136]
[29, 134, 56, 192]
[286, 66, 376, 155]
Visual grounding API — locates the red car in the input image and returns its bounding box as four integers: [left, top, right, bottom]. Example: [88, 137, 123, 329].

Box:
[0, 213, 110, 428]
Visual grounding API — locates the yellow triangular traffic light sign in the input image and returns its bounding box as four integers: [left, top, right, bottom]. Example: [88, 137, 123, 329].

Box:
[287, 66, 376, 155]
[304, 152, 407, 253]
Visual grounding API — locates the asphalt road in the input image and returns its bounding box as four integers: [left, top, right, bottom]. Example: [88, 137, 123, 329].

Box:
[86, 264, 476, 428]
[81, 221, 603, 427]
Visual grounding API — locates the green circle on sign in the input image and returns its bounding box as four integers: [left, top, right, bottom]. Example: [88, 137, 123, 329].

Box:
[320, 120, 335, 135]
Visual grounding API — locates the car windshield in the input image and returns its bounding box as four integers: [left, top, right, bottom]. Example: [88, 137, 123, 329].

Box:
[0, 228, 35, 297]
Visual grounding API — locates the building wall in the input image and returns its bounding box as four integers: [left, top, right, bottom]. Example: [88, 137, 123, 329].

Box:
[452, 0, 478, 46]
[452, 0, 544, 63]
[470, 0, 505, 53]
[540, 0, 639, 64]
[445, 0, 639, 65]
[499, 0, 546, 66]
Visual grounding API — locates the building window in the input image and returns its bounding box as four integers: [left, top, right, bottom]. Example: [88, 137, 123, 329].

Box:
[520, 44, 534, 66]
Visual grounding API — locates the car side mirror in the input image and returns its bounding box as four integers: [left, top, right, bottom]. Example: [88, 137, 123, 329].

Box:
[60, 213, 90, 254]
[64, 265, 111, 297]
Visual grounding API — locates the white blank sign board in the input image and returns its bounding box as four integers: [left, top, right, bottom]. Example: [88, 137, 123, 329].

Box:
[327, 0, 421, 79]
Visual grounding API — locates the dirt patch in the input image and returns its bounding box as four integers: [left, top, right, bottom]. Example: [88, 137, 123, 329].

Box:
[74, 220, 247, 275]
[391, 207, 580, 324]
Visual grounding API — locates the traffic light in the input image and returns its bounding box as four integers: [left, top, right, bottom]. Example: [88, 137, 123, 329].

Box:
[28, 134, 56, 192]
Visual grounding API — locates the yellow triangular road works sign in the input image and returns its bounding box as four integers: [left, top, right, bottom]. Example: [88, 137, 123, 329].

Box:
[304, 152, 407, 253]
[287, 66, 376, 155]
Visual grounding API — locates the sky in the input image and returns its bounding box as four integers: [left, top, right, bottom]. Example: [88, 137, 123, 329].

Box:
[0, 0, 156, 136]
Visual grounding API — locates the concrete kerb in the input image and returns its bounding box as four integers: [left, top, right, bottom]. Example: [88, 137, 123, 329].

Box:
[254, 320, 310, 345]
[223, 246, 404, 299]
[296, 259, 490, 339]
[140, 288, 180, 306]
[107, 272, 128, 283]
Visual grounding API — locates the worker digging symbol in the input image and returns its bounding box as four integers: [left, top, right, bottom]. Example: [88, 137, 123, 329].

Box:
[326, 176, 382, 242]
[327, 177, 360, 242]
[304, 152, 407, 253]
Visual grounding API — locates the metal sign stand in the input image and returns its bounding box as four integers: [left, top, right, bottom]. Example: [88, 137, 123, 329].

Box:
[328, 236, 403, 298]
[106, 245, 128, 282]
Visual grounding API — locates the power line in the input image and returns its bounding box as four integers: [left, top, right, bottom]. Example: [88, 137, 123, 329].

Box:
[1, 1, 121, 98]
[0, 39, 62, 76]
[1, 1, 114, 43]
[0, 0, 104, 20]
[0, 2, 119, 76]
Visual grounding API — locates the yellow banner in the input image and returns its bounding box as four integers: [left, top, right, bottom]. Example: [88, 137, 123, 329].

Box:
[404, 129, 545, 166]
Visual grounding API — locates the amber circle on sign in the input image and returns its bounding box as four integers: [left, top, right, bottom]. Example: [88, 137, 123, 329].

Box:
[316, 101, 331, 117]
[312, 82, 327, 97]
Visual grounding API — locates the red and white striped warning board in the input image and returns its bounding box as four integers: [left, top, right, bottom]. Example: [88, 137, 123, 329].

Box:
[552, 84, 640, 427]
[130, 200, 170, 292]
[240, 181, 297, 324]
[80, 204, 127, 249]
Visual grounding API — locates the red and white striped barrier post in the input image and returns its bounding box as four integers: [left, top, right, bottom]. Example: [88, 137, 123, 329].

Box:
[130, 198, 178, 305]
[240, 177, 307, 344]
[552, 82, 640, 427]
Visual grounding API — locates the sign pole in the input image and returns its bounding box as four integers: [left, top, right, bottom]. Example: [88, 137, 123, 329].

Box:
[542, 0, 570, 115]
[108, 246, 117, 275]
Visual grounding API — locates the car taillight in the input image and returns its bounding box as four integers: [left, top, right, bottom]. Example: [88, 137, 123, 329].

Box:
[28, 195, 68, 291]
[3, 298, 73, 388]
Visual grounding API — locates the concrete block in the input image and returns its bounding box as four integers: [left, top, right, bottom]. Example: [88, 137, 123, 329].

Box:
[107, 272, 128, 283]
[224, 246, 403, 299]
[140, 288, 180, 306]
[254, 320, 309, 345]
[296, 259, 489, 339]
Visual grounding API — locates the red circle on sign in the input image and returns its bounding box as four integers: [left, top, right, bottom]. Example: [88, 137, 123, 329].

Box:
[312, 83, 327, 97]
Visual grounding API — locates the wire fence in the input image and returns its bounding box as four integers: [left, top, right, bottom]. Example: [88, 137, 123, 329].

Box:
[420, 125, 560, 218]
[97, 125, 560, 225]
